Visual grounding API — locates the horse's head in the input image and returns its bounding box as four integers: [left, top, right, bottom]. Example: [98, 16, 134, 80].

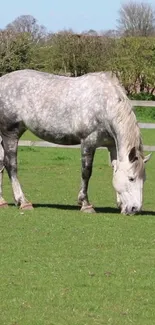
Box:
[112, 147, 151, 215]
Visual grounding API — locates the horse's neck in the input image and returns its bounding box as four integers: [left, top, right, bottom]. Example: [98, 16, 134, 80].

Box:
[116, 134, 131, 161]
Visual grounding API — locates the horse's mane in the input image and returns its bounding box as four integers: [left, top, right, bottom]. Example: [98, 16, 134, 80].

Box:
[105, 73, 143, 154]
[88, 71, 143, 158]
[102, 72, 145, 177]
[115, 90, 142, 150]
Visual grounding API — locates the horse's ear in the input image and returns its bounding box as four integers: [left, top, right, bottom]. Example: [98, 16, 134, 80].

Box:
[143, 153, 152, 164]
[128, 147, 138, 163]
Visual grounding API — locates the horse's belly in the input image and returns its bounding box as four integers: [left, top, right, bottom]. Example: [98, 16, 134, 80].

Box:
[32, 129, 81, 145]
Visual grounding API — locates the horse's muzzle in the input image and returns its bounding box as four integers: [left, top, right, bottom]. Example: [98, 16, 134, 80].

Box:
[121, 205, 141, 215]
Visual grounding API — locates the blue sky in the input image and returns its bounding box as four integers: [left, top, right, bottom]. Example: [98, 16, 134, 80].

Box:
[1, 0, 154, 33]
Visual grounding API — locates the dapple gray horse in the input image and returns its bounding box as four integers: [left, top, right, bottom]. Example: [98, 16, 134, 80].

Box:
[0, 70, 151, 214]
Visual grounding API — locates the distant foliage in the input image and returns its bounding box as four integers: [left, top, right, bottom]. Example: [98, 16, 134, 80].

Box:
[1, 10, 155, 97]
[6, 15, 47, 42]
[0, 30, 33, 76]
[117, 1, 155, 36]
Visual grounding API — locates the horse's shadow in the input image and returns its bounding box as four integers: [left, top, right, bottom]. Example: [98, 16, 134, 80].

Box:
[33, 203, 119, 214]
[32, 203, 155, 215]
[8, 202, 155, 215]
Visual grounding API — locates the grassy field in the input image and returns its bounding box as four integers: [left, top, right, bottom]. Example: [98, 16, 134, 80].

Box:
[135, 106, 155, 123]
[1, 107, 155, 325]
[0, 145, 155, 325]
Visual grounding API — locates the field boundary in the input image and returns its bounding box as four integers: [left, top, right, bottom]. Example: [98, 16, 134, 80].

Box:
[131, 100, 155, 107]
[139, 123, 155, 129]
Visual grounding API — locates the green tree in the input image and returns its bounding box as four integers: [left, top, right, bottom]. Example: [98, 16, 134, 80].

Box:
[0, 30, 33, 75]
[107, 36, 155, 94]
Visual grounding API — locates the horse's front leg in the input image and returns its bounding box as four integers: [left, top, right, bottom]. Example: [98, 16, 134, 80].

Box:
[78, 144, 96, 213]
[108, 146, 121, 209]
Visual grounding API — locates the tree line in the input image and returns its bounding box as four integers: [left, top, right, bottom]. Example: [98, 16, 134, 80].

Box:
[0, 1, 155, 96]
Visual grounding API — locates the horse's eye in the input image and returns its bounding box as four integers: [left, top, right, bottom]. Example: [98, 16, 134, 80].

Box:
[129, 177, 135, 182]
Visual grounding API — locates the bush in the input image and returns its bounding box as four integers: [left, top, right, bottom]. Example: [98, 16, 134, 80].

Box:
[129, 92, 155, 101]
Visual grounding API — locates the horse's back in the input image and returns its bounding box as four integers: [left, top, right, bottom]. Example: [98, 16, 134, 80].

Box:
[0, 69, 129, 146]
[0, 69, 117, 113]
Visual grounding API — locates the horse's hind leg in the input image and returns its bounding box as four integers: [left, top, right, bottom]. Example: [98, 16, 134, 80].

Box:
[2, 134, 33, 210]
[0, 140, 8, 207]
[78, 143, 96, 213]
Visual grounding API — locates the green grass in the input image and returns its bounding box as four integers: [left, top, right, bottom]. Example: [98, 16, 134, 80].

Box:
[140, 129, 155, 146]
[135, 106, 155, 123]
[0, 147, 155, 325]
[21, 130, 39, 141]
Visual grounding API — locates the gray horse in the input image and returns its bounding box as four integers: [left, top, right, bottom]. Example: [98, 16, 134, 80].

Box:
[0, 70, 151, 214]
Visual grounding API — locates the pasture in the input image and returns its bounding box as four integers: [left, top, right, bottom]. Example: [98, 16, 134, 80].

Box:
[0, 107, 155, 325]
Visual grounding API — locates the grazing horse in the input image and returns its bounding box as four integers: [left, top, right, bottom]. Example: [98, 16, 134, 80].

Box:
[0, 70, 151, 214]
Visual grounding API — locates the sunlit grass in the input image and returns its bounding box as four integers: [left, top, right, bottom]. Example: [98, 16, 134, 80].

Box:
[0, 147, 155, 325]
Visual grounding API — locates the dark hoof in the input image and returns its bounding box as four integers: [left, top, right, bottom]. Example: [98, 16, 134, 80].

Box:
[20, 202, 33, 210]
[80, 205, 96, 213]
[0, 201, 8, 208]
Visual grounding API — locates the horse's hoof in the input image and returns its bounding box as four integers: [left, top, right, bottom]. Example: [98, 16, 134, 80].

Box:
[80, 205, 96, 213]
[20, 202, 33, 210]
[0, 201, 8, 208]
